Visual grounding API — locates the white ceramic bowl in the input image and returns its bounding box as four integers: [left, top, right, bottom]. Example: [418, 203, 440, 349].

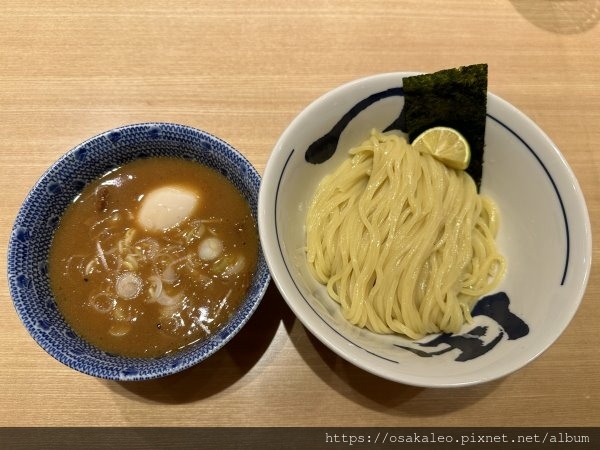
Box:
[258, 72, 592, 387]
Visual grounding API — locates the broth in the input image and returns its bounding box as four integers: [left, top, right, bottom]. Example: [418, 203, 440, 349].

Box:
[49, 157, 259, 358]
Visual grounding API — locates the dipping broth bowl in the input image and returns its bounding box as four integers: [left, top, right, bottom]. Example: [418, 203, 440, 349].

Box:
[258, 72, 592, 387]
[7, 123, 270, 381]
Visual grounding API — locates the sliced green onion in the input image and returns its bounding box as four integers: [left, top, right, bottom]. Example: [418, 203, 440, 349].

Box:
[115, 272, 142, 299]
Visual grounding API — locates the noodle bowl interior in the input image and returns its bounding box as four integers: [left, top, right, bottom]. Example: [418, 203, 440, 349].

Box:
[49, 157, 258, 358]
[305, 130, 505, 339]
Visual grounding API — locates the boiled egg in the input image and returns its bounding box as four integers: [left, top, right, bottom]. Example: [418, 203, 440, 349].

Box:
[137, 185, 200, 232]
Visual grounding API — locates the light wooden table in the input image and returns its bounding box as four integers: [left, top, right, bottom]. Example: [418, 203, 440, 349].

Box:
[1, 0, 598, 428]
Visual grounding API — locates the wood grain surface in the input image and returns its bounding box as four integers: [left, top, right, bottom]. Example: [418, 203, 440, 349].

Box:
[1, 0, 598, 427]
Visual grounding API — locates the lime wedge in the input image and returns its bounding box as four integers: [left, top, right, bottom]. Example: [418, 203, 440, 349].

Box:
[411, 126, 471, 170]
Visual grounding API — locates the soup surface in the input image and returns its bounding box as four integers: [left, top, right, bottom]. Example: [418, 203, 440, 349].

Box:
[49, 157, 259, 358]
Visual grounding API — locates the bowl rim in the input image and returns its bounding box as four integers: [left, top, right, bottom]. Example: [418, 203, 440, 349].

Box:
[7, 122, 271, 380]
[258, 72, 592, 387]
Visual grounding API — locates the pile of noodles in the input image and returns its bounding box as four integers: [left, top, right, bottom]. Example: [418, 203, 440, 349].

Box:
[305, 130, 505, 339]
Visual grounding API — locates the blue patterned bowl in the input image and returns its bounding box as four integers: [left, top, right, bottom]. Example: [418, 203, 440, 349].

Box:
[7, 123, 270, 380]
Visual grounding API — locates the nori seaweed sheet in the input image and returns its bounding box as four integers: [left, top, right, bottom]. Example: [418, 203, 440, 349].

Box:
[403, 64, 488, 188]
